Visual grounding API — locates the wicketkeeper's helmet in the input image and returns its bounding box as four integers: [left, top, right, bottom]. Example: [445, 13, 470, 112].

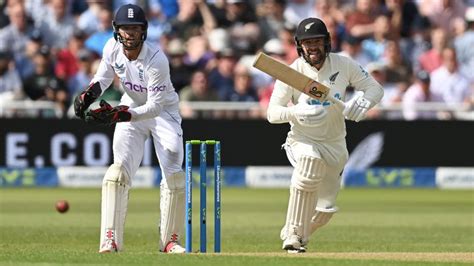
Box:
[294, 18, 331, 57]
[113, 4, 148, 42]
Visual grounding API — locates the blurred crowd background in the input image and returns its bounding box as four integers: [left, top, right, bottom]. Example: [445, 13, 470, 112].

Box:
[0, 0, 473, 120]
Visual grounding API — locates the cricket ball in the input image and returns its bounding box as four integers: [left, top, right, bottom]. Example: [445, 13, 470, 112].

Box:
[56, 200, 69, 213]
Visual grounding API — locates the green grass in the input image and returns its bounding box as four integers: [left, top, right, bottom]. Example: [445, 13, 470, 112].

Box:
[0, 188, 473, 265]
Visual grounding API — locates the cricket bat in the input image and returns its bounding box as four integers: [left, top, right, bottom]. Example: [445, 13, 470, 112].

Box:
[252, 52, 345, 109]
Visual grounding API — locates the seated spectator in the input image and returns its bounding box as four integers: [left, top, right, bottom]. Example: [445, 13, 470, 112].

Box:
[384, 0, 422, 40]
[224, 63, 258, 102]
[207, 28, 231, 56]
[430, 47, 471, 109]
[399, 15, 431, 73]
[16, 29, 45, 79]
[0, 3, 40, 65]
[39, 0, 76, 50]
[223, 63, 260, 119]
[180, 70, 219, 101]
[320, 14, 343, 52]
[418, 27, 448, 73]
[383, 40, 412, 85]
[252, 38, 285, 93]
[277, 22, 298, 64]
[361, 14, 392, 62]
[283, 0, 313, 26]
[84, 7, 113, 56]
[179, 70, 219, 118]
[402, 70, 443, 120]
[208, 48, 238, 100]
[183, 35, 214, 71]
[55, 29, 88, 82]
[169, 0, 216, 40]
[0, 52, 24, 104]
[257, 0, 287, 46]
[166, 38, 195, 93]
[77, 0, 106, 36]
[67, 49, 96, 97]
[345, 0, 381, 39]
[146, 1, 172, 44]
[0, 1, 8, 28]
[367, 62, 403, 119]
[418, 0, 466, 35]
[23, 46, 69, 115]
[454, 7, 474, 83]
[338, 34, 371, 67]
[222, 0, 260, 55]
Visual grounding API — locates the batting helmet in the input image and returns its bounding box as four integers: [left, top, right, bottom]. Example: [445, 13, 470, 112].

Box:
[294, 18, 331, 57]
[113, 4, 148, 42]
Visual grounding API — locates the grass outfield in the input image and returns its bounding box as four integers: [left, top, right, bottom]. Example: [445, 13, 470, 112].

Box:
[0, 188, 472, 265]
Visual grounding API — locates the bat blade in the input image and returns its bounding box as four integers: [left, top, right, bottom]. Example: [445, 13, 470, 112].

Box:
[252, 52, 344, 108]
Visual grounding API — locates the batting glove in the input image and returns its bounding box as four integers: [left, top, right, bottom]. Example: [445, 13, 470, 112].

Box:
[343, 95, 371, 122]
[290, 103, 327, 127]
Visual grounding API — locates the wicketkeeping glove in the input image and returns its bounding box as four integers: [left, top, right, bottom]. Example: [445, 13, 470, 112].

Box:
[85, 100, 132, 126]
[74, 82, 101, 119]
[343, 95, 371, 122]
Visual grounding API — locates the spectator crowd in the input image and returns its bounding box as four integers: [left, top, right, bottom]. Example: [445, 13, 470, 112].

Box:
[0, 0, 473, 120]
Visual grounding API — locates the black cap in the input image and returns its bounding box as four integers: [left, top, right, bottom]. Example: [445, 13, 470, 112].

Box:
[113, 4, 147, 27]
[295, 18, 329, 41]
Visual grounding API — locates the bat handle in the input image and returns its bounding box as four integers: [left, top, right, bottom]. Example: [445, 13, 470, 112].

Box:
[328, 95, 346, 111]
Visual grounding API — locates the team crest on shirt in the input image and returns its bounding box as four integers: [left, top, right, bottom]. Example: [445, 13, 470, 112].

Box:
[138, 68, 144, 82]
[329, 71, 339, 85]
[114, 62, 125, 74]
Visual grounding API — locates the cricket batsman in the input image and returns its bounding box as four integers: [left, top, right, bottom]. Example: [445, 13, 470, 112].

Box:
[73, 4, 186, 253]
[266, 17, 384, 253]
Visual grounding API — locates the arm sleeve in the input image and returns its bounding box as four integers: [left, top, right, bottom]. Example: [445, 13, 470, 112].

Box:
[266, 80, 295, 124]
[347, 59, 384, 108]
[128, 53, 172, 121]
[89, 40, 116, 95]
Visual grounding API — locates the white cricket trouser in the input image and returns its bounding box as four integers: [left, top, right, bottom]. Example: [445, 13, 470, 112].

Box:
[113, 110, 184, 179]
[284, 136, 348, 208]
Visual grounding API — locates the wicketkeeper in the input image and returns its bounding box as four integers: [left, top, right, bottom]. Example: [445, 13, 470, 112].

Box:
[266, 18, 384, 253]
[74, 4, 186, 253]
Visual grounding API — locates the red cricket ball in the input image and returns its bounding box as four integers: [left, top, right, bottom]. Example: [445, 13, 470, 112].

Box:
[56, 200, 69, 213]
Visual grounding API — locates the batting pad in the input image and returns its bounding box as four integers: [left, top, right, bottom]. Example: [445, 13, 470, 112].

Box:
[309, 206, 339, 234]
[100, 164, 130, 251]
[284, 186, 318, 243]
[292, 155, 326, 191]
[159, 171, 186, 251]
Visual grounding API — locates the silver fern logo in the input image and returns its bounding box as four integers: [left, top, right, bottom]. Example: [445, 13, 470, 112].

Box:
[329, 72, 339, 85]
[305, 22, 315, 31]
[343, 132, 384, 180]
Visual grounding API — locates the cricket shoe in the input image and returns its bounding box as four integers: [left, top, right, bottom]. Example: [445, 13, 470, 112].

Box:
[282, 234, 303, 253]
[99, 239, 118, 253]
[287, 245, 307, 254]
[280, 227, 307, 253]
[163, 241, 186, 254]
